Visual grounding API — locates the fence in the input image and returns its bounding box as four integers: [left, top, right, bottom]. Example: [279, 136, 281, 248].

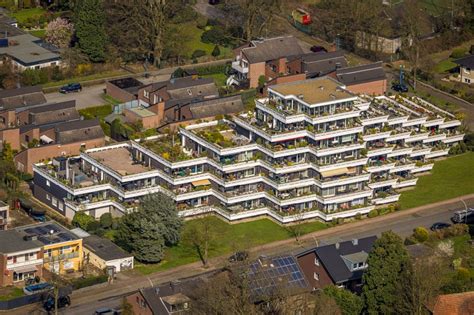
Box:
[0, 286, 72, 311]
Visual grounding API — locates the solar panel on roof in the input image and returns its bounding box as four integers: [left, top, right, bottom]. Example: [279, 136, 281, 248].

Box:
[36, 227, 49, 235]
[44, 224, 59, 233]
[38, 236, 51, 244]
[24, 228, 36, 234]
[57, 233, 72, 241]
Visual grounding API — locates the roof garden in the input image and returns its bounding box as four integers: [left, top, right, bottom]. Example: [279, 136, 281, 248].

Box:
[141, 135, 195, 162]
[192, 121, 251, 149]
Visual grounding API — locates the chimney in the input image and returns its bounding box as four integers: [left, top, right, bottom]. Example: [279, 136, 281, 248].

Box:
[352, 239, 358, 246]
[335, 242, 340, 249]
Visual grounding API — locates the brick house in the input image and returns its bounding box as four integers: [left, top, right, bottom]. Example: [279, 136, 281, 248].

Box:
[0, 230, 44, 286]
[0, 200, 8, 230]
[287, 50, 347, 78]
[296, 236, 377, 292]
[336, 61, 387, 95]
[230, 36, 304, 88]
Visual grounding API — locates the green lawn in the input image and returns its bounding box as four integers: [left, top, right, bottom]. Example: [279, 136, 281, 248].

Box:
[10, 8, 46, 24]
[202, 73, 227, 87]
[28, 29, 46, 39]
[135, 217, 327, 274]
[180, 23, 232, 59]
[434, 58, 457, 74]
[0, 287, 24, 301]
[399, 152, 474, 209]
[78, 104, 113, 120]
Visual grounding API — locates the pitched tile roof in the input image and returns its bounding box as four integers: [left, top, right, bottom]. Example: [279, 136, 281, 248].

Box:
[432, 292, 474, 315]
[242, 36, 304, 63]
[454, 55, 474, 69]
[297, 236, 377, 284]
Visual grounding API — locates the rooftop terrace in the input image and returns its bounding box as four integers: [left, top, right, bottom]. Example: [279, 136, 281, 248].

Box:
[141, 135, 194, 162]
[88, 146, 150, 176]
[270, 78, 354, 105]
[192, 121, 251, 149]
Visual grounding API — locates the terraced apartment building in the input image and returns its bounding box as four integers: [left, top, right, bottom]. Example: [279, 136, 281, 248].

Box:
[32, 77, 464, 223]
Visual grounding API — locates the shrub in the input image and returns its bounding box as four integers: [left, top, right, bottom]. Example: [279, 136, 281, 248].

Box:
[192, 50, 206, 59]
[368, 209, 379, 218]
[413, 226, 429, 243]
[100, 213, 113, 229]
[72, 212, 95, 230]
[87, 220, 100, 232]
[450, 48, 467, 59]
[404, 236, 418, 245]
[201, 28, 228, 45]
[355, 212, 362, 220]
[71, 275, 108, 290]
[211, 45, 221, 57]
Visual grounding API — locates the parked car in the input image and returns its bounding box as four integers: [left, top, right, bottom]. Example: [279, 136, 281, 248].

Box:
[392, 83, 409, 92]
[430, 222, 451, 231]
[310, 45, 327, 53]
[31, 213, 46, 222]
[228, 251, 249, 263]
[59, 83, 82, 93]
[43, 295, 71, 312]
[24, 282, 53, 295]
[95, 307, 119, 315]
[451, 209, 474, 224]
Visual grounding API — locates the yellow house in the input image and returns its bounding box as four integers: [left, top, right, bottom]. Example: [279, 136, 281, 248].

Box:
[16, 222, 83, 274]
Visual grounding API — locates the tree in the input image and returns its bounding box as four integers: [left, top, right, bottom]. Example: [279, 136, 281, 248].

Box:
[74, 0, 107, 62]
[115, 192, 182, 263]
[362, 231, 411, 314]
[72, 211, 95, 230]
[182, 217, 221, 267]
[211, 45, 221, 57]
[313, 291, 341, 315]
[45, 17, 74, 49]
[99, 212, 113, 229]
[323, 285, 363, 315]
[412, 226, 429, 243]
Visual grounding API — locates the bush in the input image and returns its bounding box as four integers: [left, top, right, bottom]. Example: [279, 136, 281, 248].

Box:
[100, 213, 113, 229]
[211, 45, 221, 57]
[404, 236, 418, 245]
[450, 48, 468, 59]
[72, 212, 95, 230]
[413, 226, 429, 243]
[195, 64, 227, 75]
[201, 28, 229, 45]
[355, 212, 362, 220]
[71, 275, 108, 290]
[87, 220, 100, 232]
[192, 49, 206, 59]
[368, 209, 379, 218]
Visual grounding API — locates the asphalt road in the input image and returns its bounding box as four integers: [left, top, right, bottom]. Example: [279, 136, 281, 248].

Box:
[13, 195, 474, 315]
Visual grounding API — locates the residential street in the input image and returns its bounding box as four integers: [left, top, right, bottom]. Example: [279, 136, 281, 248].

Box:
[12, 194, 474, 315]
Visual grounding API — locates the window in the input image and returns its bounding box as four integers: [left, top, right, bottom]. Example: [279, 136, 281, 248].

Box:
[46, 180, 50, 187]
[314, 272, 319, 281]
[51, 197, 57, 207]
[46, 194, 51, 201]
[144, 90, 149, 98]
[314, 257, 319, 266]
[353, 263, 358, 269]
[358, 262, 364, 268]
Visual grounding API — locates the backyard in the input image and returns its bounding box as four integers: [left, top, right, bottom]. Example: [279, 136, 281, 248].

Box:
[135, 217, 327, 274]
[399, 152, 474, 209]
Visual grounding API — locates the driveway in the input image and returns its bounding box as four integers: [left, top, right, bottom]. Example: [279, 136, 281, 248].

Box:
[45, 74, 172, 110]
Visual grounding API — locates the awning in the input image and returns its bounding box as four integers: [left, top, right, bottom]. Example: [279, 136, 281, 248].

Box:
[40, 135, 54, 144]
[321, 167, 349, 178]
[192, 179, 211, 187]
[12, 265, 37, 273]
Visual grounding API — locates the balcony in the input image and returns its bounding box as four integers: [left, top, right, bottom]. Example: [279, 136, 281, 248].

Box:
[372, 190, 401, 205]
[231, 60, 249, 74]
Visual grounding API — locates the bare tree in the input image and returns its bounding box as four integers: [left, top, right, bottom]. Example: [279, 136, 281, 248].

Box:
[182, 217, 222, 267]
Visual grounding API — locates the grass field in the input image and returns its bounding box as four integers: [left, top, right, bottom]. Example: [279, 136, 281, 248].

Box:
[433, 58, 457, 74]
[42, 70, 128, 88]
[10, 8, 46, 24]
[180, 23, 232, 59]
[0, 287, 24, 301]
[28, 29, 46, 38]
[202, 73, 227, 87]
[399, 152, 474, 209]
[136, 217, 327, 274]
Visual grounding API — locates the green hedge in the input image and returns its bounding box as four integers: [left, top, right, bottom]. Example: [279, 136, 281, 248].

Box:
[195, 64, 227, 75]
[78, 104, 113, 120]
[71, 275, 108, 290]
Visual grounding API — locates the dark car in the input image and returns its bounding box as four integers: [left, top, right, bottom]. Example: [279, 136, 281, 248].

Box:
[43, 295, 71, 312]
[392, 84, 409, 93]
[430, 222, 451, 231]
[310, 45, 328, 53]
[95, 307, 119, 315]
[229, 251, 249, 263]
[59, 83, 82, 93]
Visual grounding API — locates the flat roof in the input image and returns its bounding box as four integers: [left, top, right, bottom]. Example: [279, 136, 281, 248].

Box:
[0, 34, 60, 66]
[15, 222, 80, 246]
[88, 146, 150, 176]
[0, 230, 43, 253]
[83, 235, 132, 261]
[128, 107, 155, 118]
[270, 77, 353, 105]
